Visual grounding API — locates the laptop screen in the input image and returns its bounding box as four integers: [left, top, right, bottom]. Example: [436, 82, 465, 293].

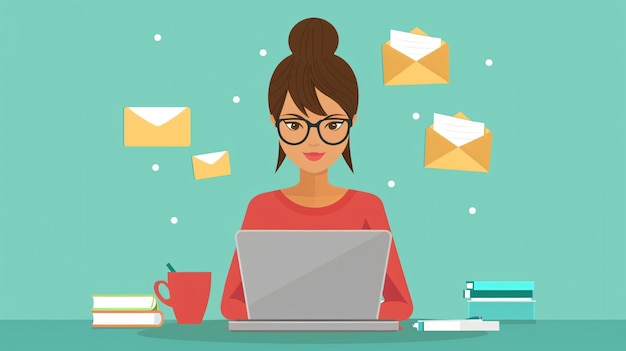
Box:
[236, 230, 391, 320]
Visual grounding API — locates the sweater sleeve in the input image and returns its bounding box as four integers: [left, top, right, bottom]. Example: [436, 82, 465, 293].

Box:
[220, 249, 247, 320]
[220, 197, 262, 320]
[366, 195, 414, 321]
[379, 238, 414, 321]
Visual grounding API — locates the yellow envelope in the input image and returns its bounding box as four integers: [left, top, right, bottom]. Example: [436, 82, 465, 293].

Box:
[192, 151, 231, 180]
[424, 112, 492, 172]
[382, 27, 449, 85]
[124, 107, 190, 147]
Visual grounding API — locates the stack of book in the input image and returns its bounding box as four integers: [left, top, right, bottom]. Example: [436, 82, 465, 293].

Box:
[92, 294, 163, 328]
[464, 281, 535, 320]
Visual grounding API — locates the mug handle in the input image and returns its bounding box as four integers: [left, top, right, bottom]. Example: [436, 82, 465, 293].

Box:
[154, 280, 173, 307]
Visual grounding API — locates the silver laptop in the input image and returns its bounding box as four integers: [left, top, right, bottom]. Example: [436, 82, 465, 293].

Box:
[227, 230, 398, 331]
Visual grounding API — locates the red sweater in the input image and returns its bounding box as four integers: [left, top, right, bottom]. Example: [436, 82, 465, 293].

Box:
[220, 189, 413, 321]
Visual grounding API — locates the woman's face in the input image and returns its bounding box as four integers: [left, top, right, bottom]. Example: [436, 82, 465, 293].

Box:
[271, 89, 355, 174]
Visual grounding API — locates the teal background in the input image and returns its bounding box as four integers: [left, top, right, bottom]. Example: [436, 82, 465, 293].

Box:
[1, 0, 624, 321]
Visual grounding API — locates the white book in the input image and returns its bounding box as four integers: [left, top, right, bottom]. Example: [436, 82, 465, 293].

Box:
[412, 319, 500, 331]
[92, 311, 163, 328]
[92, 294, 157, 310]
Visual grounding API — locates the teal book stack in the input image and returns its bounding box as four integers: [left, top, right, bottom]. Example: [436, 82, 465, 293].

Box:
[464, 281, 536, 320]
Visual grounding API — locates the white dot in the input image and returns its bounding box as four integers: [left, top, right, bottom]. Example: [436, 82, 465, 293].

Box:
[233, 96, 240, 103]
[259, 49, 267, 56]
[469, 207, 477, 215]
[412, 112, 420, 120]
[154, 34, 162, 42]
[388, 180, 396, 188]
[170, 217, 178, 224]
[152, 164, 160, 172]
[485, 59, 493, 67]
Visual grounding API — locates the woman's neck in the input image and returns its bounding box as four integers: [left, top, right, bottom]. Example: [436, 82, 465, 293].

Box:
[280, 169, 348, 208]
[293, 169, 334, 196]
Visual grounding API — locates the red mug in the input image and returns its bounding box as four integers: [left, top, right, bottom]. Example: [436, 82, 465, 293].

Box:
[154, 272, 212, 324]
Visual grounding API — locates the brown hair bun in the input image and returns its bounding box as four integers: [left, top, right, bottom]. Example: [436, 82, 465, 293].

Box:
[270, 18, 358, 172]
[288, 18, 338, 61]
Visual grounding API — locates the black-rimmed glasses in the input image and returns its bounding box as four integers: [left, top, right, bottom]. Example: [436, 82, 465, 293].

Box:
[276, 115, 352, 145]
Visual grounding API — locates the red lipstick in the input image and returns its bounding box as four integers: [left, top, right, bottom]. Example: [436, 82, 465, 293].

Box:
[303, 152, 325, 161]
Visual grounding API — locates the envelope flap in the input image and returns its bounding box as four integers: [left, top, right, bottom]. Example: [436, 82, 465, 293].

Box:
[127, 107, 187, 127]
[409, 27, 428, 36]
[194, 151, 227, 165]
[452, 112, 491, 133]
[453, 112, 470, 120]
[410, 27, 447, 45]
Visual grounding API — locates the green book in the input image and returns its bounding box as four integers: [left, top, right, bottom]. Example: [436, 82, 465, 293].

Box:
[466, 281, 535, 291]
[92, 294, 158, 311]
[464, 289, 533, 298]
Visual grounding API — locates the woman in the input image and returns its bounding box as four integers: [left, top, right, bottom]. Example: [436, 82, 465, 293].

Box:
[221, 18, 413, 323]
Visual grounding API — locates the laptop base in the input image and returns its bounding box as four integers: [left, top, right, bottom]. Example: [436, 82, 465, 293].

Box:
[228, 320, 399, 332]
